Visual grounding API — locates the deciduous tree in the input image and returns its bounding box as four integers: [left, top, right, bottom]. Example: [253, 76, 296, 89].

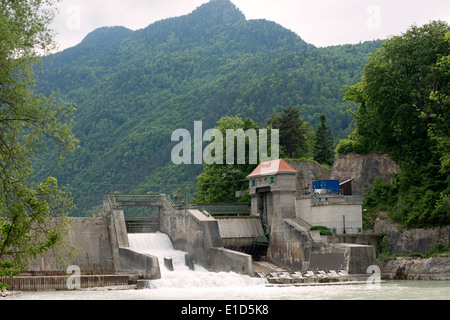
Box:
[342, 21, 450, 227]
[0, 0, 78, 286]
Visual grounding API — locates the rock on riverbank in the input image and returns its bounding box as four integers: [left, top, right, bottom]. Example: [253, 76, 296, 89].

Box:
[379, 256, 450, 280]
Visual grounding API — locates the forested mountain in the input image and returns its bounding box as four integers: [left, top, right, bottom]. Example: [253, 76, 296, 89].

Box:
[34, 0, 380, 215]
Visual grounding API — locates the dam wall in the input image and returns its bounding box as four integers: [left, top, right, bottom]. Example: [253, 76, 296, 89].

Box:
[26, 216, 117, 275]
[160, 208, 254, 276]
[24, 211, 160, 281]
[22, 198, 254, 283]
[267, 217, 377, 273]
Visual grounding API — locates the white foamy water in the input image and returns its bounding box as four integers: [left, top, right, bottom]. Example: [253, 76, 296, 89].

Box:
[127, 232, 268, 289]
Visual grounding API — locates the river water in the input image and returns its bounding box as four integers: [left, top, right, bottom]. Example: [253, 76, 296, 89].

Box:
[4, 233, 450, 300]
[4, 279, 450, 300]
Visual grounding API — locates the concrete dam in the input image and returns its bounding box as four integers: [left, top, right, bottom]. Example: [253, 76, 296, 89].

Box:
[4, 159, 380, 290]
[7, 193, 259, 290]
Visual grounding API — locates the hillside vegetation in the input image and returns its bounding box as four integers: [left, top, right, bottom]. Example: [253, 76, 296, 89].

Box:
[34, 0, 380, 215]
[339, 21, 450, 228]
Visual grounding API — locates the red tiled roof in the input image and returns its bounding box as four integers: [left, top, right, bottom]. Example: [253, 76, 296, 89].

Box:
[246, 159, 297, 178]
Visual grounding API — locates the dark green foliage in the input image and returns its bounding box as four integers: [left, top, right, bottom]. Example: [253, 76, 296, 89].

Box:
[344, 21, 450, 228]
[33, 0, 380, 215]
[192, 116, 259, 204]
[266, 106, 307, 158]
[1, 0, 77, 286]
[310, 226, 333, 235]
[313, 114, 334, 166]
[426, 243, 450, 257]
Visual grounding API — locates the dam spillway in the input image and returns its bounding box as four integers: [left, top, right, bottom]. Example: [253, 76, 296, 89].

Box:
[215, 216, 269, 260]
[127, 232, 266, 289]
[128, 232, 191, 274]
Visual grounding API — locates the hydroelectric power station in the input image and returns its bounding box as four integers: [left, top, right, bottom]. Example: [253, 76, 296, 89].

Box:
[3, 159, 378, 291]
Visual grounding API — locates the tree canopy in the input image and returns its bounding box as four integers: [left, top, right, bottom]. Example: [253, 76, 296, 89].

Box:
[0, 0, 77, 285]
[339, 21, 450, 228]
[193, 116, 259, 204]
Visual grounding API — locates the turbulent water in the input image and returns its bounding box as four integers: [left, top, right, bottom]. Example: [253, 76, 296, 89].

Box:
[127, 232, 267, 289]
[4, 232, 450, 300]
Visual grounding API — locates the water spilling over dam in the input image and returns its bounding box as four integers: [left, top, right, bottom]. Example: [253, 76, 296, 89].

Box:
[128, 232, 267, 289]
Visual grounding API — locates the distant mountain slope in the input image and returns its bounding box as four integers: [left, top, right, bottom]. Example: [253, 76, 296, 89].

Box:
[35, 0, 380, 215]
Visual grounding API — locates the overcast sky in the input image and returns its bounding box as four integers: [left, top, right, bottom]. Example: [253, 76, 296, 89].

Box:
[51, 0, 450, 52]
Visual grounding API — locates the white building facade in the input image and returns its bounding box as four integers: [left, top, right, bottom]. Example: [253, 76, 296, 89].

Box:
[295, 194, 363, 235]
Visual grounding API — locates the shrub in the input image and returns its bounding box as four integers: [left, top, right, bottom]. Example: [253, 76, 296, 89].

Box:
[310, 226, 333, 235]
[426, 243, 450, 258]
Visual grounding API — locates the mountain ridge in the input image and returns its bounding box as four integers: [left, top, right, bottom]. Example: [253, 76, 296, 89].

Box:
[35, 0, 381, 215]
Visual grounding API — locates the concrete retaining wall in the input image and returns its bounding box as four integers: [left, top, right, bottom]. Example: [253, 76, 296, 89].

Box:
[160, 208, 254, 274]
[209, 248, 254, 276]
[267, 217, 376, 274]
[160, 208, 222, 268]
[267, 218, 313, 271]
[118, 248, 160, 280]
[24, 211, 160, 281]
[1, 275, 129, 291]
[27, 217, 116, 274]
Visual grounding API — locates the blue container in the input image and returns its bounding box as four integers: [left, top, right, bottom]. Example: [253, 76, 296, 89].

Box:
[313, 180, 340, 194]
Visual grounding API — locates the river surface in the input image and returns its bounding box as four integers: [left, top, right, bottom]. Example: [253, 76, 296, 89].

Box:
[4, 233, 450, 300]
[3, 279, 450, 300]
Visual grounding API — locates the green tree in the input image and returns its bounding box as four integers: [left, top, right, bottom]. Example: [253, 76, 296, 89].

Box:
[342, 21, 450, 227]
[266, 106, 307, 158]
[193, 116, 259, 204]
[0, 0, 78, 286]
[313, 114, 334, 167]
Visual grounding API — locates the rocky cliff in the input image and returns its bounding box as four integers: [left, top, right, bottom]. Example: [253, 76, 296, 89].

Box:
[331, 152, 400, 195]
[373, 213, 450, 280]
[287, 160, 330, 192]
[373, 212, 450, 255]
[286, 152, 400, 195]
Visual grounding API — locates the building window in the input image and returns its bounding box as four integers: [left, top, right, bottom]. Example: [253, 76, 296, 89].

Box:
[269, 177, 276, 184]
[251, 180, 257, 187]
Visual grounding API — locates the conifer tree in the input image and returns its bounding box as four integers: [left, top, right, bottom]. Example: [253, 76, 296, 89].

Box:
[267, 106, 307, 158]
[313, 114, 334, 166]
